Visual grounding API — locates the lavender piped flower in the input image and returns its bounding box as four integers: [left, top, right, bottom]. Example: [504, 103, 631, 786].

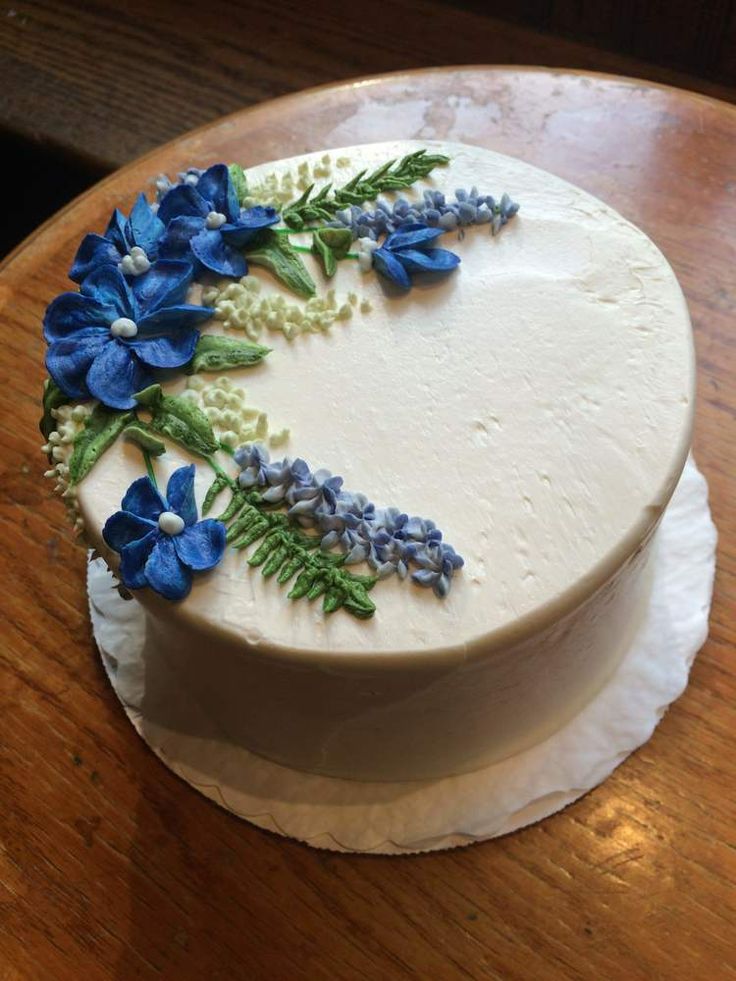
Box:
[233, 443, 464, 598]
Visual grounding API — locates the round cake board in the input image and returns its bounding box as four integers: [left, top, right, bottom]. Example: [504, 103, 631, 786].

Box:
[89, 457, 716, 854]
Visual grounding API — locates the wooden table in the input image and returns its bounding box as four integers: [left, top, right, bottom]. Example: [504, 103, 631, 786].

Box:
[1, 67, 734, 980]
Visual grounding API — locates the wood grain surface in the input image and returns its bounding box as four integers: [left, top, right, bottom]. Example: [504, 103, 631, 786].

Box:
[3, 0, 736, 172]
[0, 67, 734, 980]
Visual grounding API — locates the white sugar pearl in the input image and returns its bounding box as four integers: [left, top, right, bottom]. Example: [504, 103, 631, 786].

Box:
[110, 317, 138, 338]
[158, 511, 185, 536]
[205, 211, 227, 230]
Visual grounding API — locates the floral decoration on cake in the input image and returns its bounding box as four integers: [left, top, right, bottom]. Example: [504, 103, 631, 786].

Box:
[40, 149, 519, 618]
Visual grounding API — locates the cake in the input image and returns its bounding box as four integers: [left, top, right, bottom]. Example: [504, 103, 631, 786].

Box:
[41, 141, 694, 782]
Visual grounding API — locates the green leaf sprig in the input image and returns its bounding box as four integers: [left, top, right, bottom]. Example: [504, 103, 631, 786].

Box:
[216, 489, 377, 619]
[281, 150, 450, 230]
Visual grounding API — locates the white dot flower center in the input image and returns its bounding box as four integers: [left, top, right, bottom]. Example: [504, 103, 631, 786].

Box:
[158, 511, 185, 536]
[119, 246, 151, 277]
[109, 317, 138, 338]
[205, 210, 227, 230]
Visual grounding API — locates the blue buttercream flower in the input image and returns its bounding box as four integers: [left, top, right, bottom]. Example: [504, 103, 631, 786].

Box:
[372, 223, 460, 289]
[103, 465, 227, 601]
[157, 163, 279, 278]
[411, 542, 465, 598]
[44, 262, 213, 410]
[70, 194, 166, 283]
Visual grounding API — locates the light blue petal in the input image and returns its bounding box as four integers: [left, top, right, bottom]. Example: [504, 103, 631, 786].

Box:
[121, 475, 166, 521]
[190, 228, 248, 277]
[165, 465, 197, 526]
[119, 531, 158, 589]
[45, 329, 110, 399]
[86, 339, 154, 410]
[411, 569, 438, 587]
[144, 537, 193, 600]
[70, 233, 122, 284]
[103, 510, 157, 551]
[173, 519, 226, 571]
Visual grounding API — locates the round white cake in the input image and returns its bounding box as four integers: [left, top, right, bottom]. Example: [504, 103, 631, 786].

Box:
[65, 141, 694, 780]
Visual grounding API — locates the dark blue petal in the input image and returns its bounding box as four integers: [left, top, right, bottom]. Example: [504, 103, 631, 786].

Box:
[393, 247, 460, 274]
[137, 303, 213, 337]
[144, 537, 193, 600]
[157, 183, 209, 225]
[43, 292, 110, 342]
[190, 228, 248, 277]
[103, 510, 157, 551]
[80, 265, 137, 321]
[385, 223, 445, 250]
[129, 260, 193, 313]
[119, 531, 158, 589]
[165, 464, 198, 525]
[122, 474, 166, 521]
[105, 208, 128, 253]
[46, 329, 110, 399]
[373, 248, 411, 289]
[220, 206, 279, 247]
[194, 163, 239, 220]
[86, 339, 154, 410]
[174, 519, 226, 570]
[70, 233, 122, 284]
[157, 215, 205, 262]
[125, 193, 165, 256]
[127, 329, 199, 368]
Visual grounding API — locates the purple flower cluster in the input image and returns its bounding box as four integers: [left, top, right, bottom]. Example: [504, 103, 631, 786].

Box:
[329, 188, 519, 240]
[234, 444, 464, 598]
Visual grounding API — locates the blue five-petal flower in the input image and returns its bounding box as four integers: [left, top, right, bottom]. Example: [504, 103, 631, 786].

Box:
[103, 465, 227, 601]
[157, 163, 279, 277]
[372, 222, 460, 290]
[70, 193, 166, 283]
[44, 262, 214, 410]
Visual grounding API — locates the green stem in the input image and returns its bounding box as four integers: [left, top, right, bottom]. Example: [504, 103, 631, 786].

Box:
[143, 449, 158, 488]
[204, 454, 237, 490]
[291, 244, 312, 255]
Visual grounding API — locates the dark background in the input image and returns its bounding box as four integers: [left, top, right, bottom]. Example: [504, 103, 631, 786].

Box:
[2, 0, 735, 259]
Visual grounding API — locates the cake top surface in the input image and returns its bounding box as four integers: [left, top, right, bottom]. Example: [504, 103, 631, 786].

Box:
[49, 140, 693, 659]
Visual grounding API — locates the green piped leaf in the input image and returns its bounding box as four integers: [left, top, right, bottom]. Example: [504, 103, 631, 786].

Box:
[187, 335, 271, 374]
[202, 473, 229, 515]
[69, 406, 134, 485]
[282, 149, 450, 229]
[135, 384, 218, 457]
[229, 163, 249, 205]
[245, 230, 316, 298]
[311, 227, 352, 278]
[123, 422, 166, 456]
[40, 378, 71, 439]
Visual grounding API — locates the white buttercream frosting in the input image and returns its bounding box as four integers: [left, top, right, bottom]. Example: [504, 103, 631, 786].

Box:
[75, 141, 694, 779]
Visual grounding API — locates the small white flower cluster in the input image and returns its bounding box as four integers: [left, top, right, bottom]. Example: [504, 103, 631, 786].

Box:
[201, 276, 370, 342]
[181, 375, 289, 451]
[242, 154, 351, 209]
[41, 402, 93, 533]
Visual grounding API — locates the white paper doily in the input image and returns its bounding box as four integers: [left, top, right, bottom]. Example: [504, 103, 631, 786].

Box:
[89, 457, 716, 854]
